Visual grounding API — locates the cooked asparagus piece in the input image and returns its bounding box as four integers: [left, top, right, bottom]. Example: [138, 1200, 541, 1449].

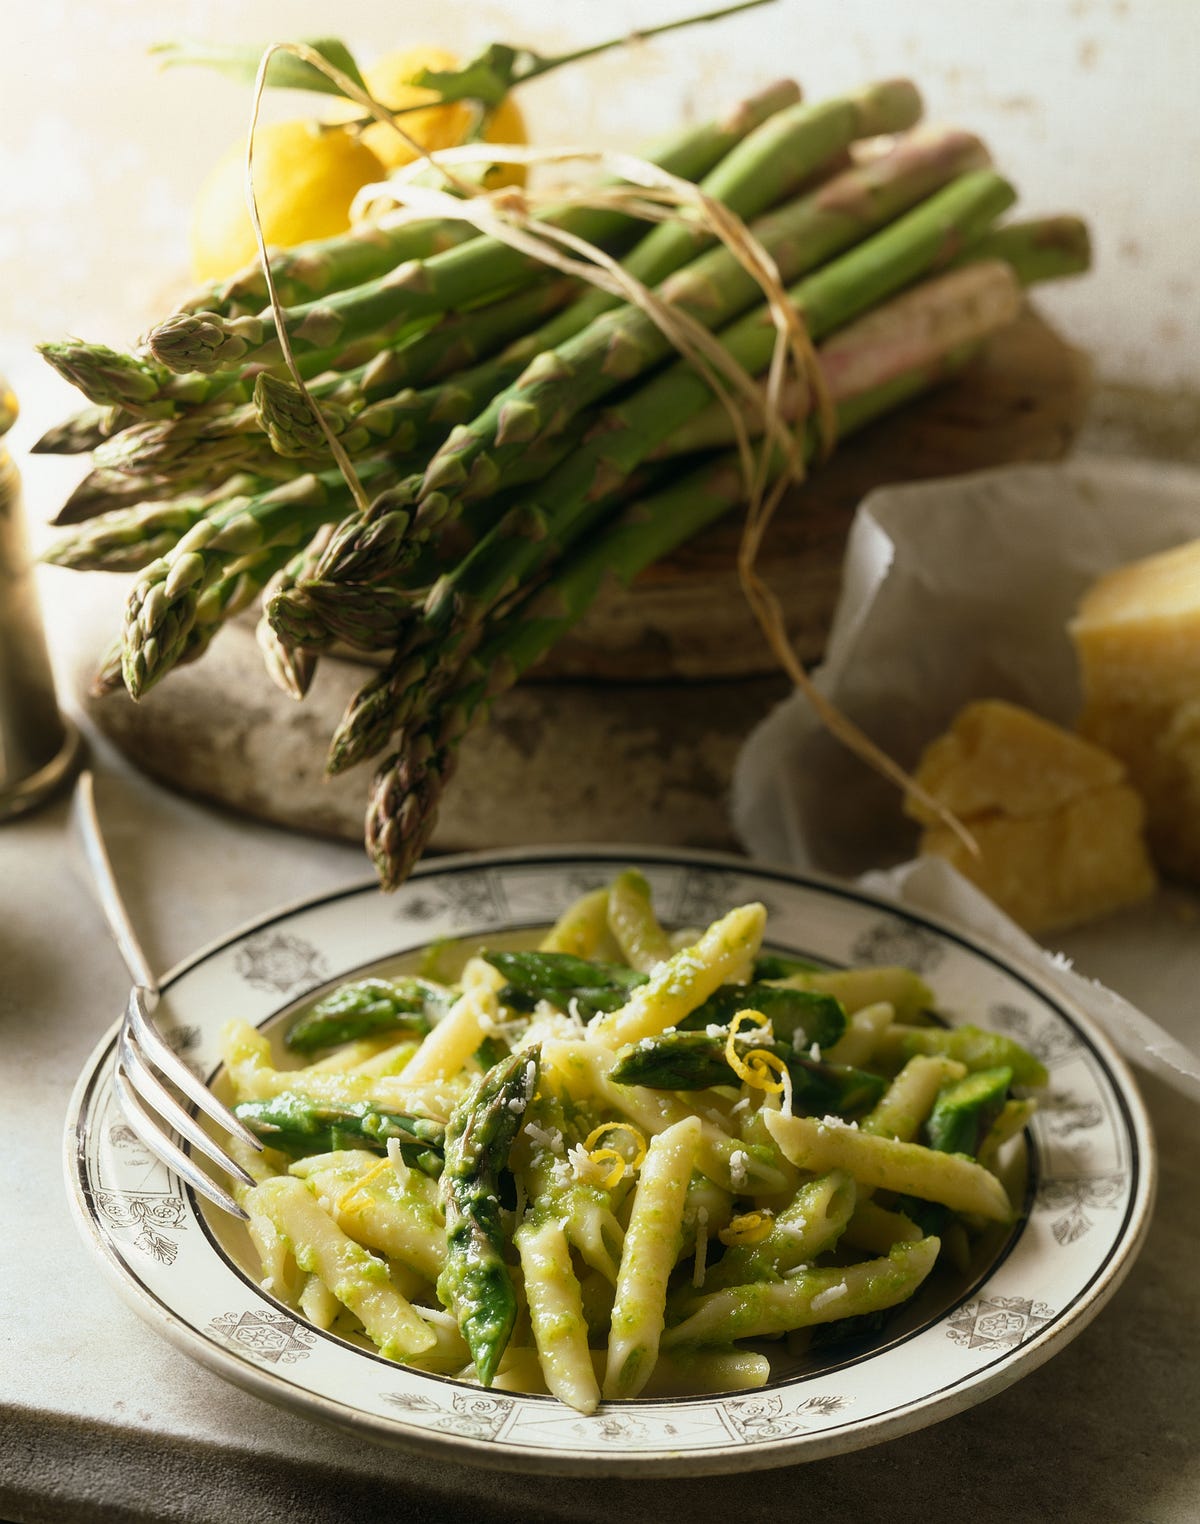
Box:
[436, 1046, 541, 1385]
[234, 1094, 445, 1174]
[874, 1024, 1047, 1087]
[610, 1028, 885, 1112]
[482, 949, 648, 1017]
[923, 1066, 1014, 1155]
[284, 976, 451, 1053]
[679, 983, 847, 1049]
[752, 953, 826, 980]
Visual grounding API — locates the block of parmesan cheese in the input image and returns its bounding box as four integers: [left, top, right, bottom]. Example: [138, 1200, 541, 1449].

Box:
[906, 700, 1156, 933]
[1071, 538, 1200, 881]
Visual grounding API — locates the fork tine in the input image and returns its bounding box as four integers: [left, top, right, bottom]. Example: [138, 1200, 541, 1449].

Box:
[113, 1063, 250, 1221]
[118, 1026, 256, 1188]
[125, 987, 263, 1152]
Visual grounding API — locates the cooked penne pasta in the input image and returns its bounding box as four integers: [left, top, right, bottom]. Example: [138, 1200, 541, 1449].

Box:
[221, 874, 1042, 1414]
[251, 1176, 438, 1359]
[763, 1110, 1014, 1221]
[662, 1237, 941, 1346]
[604, 1115, 702, 1399]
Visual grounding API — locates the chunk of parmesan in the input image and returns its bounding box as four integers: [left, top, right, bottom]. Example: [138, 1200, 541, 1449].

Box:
[1071, 538, 1200, 882]
[906, 699, 1156, 932]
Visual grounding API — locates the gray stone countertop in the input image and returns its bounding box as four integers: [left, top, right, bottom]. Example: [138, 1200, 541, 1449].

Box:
[1, 725, 1197, 1524]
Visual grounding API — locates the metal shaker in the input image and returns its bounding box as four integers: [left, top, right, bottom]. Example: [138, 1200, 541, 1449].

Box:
[0, 376, 82, 818]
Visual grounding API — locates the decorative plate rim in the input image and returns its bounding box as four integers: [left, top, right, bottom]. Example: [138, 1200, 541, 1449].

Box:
[63, 844, 1157, 1476]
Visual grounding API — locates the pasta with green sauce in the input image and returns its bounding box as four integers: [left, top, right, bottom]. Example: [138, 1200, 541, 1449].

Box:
[219, 870, 1046, 1414]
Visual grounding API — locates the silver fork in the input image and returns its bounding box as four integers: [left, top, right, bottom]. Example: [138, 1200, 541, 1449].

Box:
[72, 769, 262, 1219]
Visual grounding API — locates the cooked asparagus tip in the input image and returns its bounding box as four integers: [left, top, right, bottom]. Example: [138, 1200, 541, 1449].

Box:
[437, 1046, 541, 1386]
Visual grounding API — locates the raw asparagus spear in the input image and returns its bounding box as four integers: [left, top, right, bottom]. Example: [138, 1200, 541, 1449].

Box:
[120, 461, 403, 697]
[362, 340, 990, 885]
[414, 88, 939, 508]
[948, 214, 1091, 285]
[317, 122, 984, 589]
[336, 170, 1015, 785]
[95, 407, 313, 482]
[145, 81, 804, 375]
[52, 468, 173, 526]
[175, 541, 298, 671]
[234, 1094, 445, 1173]
[265, 579, 421, 654]
[437, 1046, 541, 1385]
[37, 342, 178, 411]
[41, 490, 241, 573]
[255, 530, 333, 700]
[31, 405, 129, 455]
[177, 216, 481, 318]
[103, 284, 576, 481]
[417, 170, 1014, 630]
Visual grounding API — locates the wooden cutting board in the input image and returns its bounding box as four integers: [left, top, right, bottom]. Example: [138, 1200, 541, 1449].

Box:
[72, 306, 1090, 854]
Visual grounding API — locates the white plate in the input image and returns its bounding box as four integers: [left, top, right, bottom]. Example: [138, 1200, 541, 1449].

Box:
[65, 847, 1155, 1475]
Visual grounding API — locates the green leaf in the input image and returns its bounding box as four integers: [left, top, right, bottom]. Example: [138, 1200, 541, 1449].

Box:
[150, 37, 368, 98]
[408, 44, 526, 110]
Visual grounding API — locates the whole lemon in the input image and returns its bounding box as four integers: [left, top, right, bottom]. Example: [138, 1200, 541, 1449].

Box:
[341, 46, 527, 182]
[190, 120, 386, 283]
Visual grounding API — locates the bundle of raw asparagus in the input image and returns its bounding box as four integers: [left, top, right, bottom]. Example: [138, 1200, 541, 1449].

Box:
[39, 77, 1090, 887]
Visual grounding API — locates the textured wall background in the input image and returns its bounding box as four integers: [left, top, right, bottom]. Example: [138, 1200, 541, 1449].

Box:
[3, 0, 1196, 388]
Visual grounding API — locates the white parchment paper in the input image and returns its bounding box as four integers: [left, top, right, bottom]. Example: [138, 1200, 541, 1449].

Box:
[733, 458, 1200, 1101]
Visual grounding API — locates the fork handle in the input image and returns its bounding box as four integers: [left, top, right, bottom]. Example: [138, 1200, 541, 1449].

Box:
[71, 769, 160, 999]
